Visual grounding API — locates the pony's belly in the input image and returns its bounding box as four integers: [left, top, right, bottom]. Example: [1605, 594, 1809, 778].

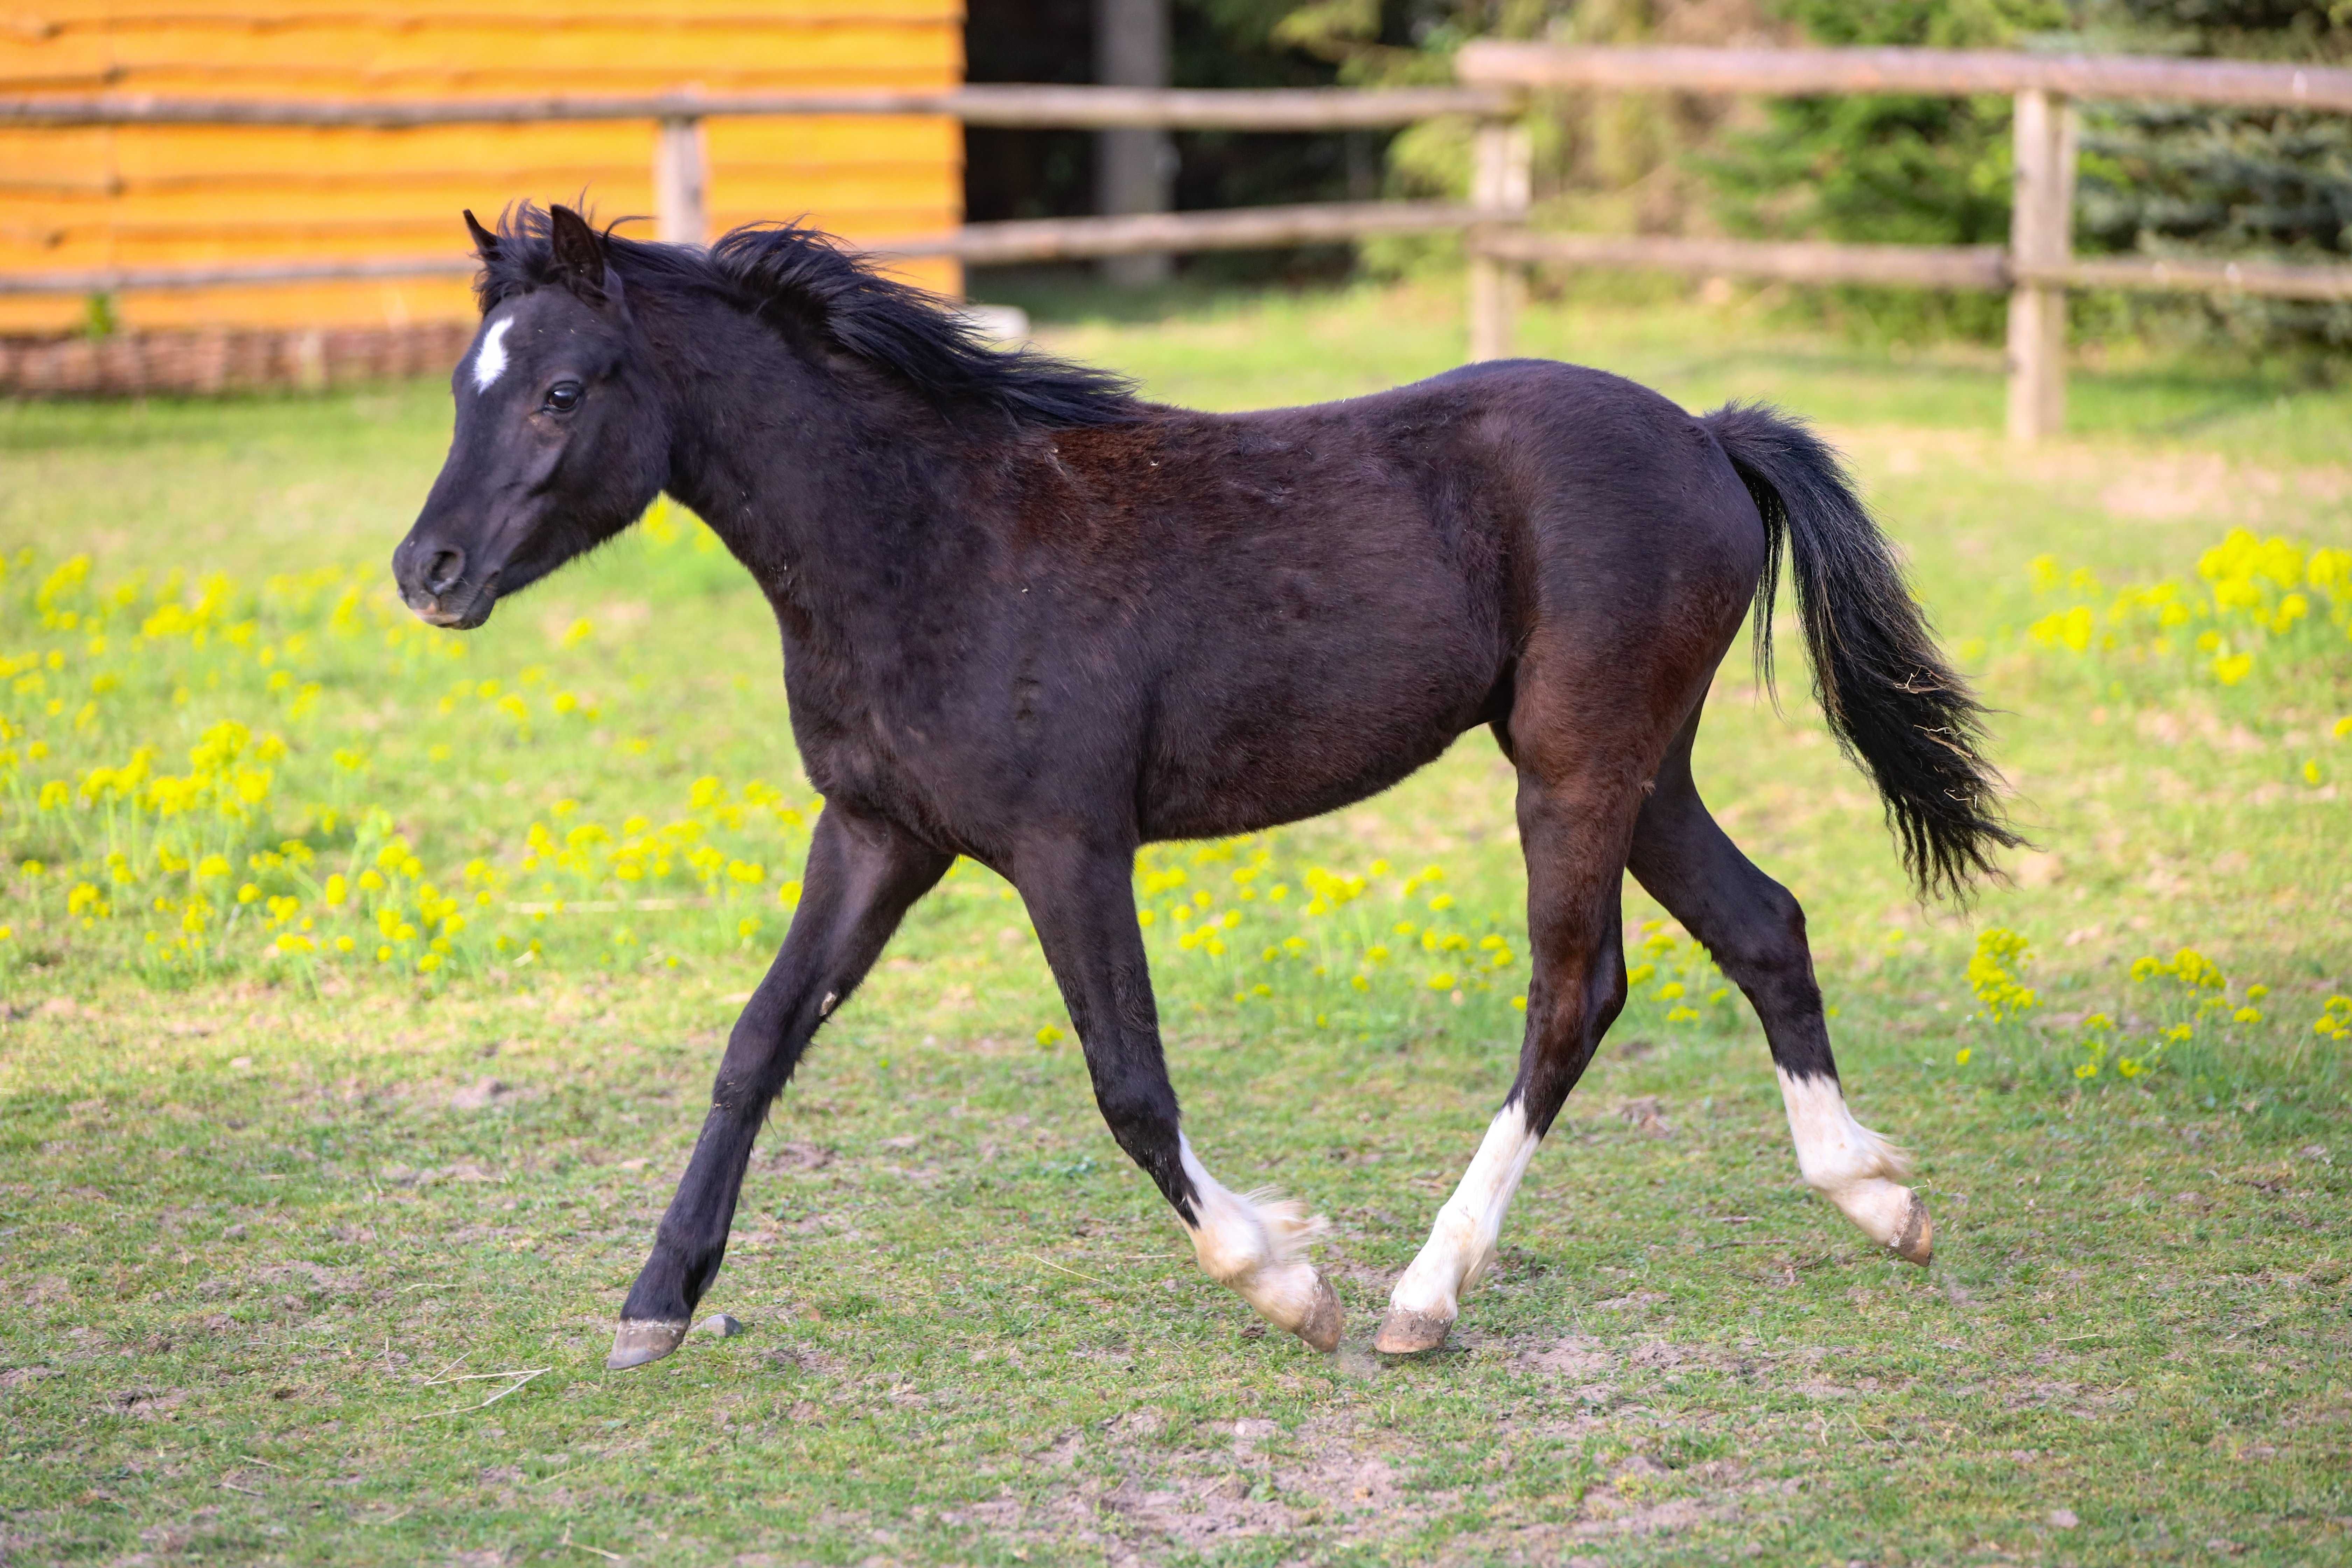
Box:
[1136, 676, 1488, 841]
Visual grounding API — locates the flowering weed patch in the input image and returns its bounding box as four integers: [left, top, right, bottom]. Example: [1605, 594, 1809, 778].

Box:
[2009, 529, 2352, 795]
[5, 541, 1768, 1053]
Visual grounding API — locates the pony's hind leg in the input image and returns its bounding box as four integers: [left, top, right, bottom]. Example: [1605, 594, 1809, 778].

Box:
[1374, 749, 1642, 1354]
[1015, 836, 1342, 1352]
[1626, 717, 1931, 1265]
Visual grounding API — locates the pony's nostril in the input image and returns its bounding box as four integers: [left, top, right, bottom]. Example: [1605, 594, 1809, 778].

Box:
[424, 548, 467, 596]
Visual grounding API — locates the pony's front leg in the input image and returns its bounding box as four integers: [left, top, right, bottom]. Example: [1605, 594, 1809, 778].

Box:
[1015, 836, 1342, 1353]
[608, 807, 950, 1371]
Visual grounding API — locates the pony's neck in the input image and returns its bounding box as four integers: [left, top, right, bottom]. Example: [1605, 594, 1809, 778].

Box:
[647, 294, 967, 598]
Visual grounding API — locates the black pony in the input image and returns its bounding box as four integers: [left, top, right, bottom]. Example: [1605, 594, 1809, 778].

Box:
[395, 204, 2013, 1368]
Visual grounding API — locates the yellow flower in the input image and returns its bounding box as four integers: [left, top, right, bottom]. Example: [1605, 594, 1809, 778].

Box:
[1428, 972, 1457, 991]
[1955, 1048, 1971, 1065]
[2074, 1062, 2097, 1079]
[1036, 1025, 1065, 1046]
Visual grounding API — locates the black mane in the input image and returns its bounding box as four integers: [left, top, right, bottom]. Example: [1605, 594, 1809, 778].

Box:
[475, 204, 1140, 429]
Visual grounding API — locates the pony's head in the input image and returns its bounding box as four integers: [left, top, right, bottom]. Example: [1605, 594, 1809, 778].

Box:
[394, 205, 670, 630]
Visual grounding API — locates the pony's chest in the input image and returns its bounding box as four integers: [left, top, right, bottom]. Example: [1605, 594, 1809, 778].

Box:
[776, 650, 995, 843]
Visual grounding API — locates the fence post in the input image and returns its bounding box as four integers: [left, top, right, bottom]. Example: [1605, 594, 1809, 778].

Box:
[654, 113, 710, 247]
[2005, 87, 2077, 443]
[1467, 116, 1531, 362]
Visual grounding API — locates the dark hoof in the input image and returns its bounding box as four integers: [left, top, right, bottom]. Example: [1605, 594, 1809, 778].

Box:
[1294, 1275, 1343, 1354]
[606, 1318, 689, 1371]
[1892, 1193, 1933, 1267]
[1371, 1306, 1452, 1355]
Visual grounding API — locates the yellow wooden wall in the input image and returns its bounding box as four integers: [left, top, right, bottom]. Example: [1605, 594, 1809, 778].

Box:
[0, 0, 965, 335]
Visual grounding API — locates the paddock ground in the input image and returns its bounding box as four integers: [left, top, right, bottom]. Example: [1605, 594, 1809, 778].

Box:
[1, 279, 2348, 1566]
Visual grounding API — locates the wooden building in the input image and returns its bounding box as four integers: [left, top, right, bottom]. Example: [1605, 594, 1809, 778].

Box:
[0, 0, 966, 346]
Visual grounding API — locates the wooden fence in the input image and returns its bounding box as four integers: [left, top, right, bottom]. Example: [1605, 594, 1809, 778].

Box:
[5, 47, 2351, 432]
[1455, 43, 2352, 440]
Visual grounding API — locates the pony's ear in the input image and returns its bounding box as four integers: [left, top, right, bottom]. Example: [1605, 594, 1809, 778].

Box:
[547, 205, 616, 306]
[462, 209, 500, 260]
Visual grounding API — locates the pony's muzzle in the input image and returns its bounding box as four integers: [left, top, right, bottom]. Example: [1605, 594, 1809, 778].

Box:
[393, 533, 496, 628]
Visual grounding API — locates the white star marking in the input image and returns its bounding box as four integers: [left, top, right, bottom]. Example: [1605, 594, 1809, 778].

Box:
[472, 317, 514, 392]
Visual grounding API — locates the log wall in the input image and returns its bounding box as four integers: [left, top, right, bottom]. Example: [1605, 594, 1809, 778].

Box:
[0, 0, 965, 335]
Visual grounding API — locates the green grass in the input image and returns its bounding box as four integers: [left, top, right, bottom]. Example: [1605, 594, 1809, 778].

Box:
[2, 276, 2348, 1566]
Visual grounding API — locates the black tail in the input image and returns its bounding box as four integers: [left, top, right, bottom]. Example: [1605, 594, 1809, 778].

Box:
[1702, 400, 2019, 902]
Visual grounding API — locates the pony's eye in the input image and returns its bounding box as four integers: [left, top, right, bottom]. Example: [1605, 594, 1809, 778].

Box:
[543, 381, 583, 414]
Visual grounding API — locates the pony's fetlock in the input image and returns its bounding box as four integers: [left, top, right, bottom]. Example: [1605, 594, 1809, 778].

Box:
[1181, 1165, 1340, 1351]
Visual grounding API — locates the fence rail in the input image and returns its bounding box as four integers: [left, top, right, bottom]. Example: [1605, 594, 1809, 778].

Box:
[0, 202, 1489, 296]
[1454, 41, 2352, 113]
[1478, 232, 2352, 303]
[6, 49, 2351, 433]
[0, 84, 1510, 131]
